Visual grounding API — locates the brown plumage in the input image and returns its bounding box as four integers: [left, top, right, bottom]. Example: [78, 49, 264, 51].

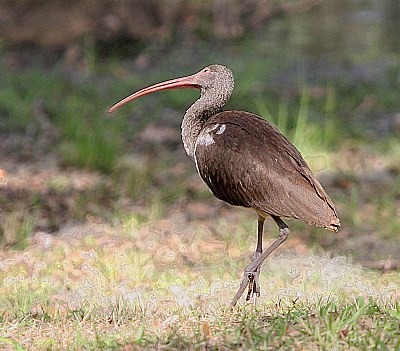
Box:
[195, 111, 339, 231]
[108, 64, 340, 306]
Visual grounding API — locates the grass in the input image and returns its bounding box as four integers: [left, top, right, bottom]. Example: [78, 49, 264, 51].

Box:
[256, 87, 334, 164]
[0, 66, 124, 173]
[1, 28, 400, 350]
[0, 211, 37, 250]
[1, 53, 399, 256]
[0, 222, 399, 350]
[254, 85, 342, 178]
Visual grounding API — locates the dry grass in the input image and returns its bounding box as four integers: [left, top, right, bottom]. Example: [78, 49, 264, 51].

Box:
[1, 216, 399, 350]
[1, 26, 399, 349]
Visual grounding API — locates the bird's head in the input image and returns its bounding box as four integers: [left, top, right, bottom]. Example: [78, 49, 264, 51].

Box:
[108, 64, 234, 114]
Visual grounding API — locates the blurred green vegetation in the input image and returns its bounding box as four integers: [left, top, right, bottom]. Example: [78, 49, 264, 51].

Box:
[0, 3, 400, 349]
[1, 37, 400, 252]
[1, 37, 399, 172]
[0, 0, 399, 256]
[2, 54, 398, 171]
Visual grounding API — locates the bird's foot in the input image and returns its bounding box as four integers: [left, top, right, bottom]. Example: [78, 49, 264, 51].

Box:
[246, 252, 262, 301]
[230, 225, 290, 307]
[230, 253, 262, 307]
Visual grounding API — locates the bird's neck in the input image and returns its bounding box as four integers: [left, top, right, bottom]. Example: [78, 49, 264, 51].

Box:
[181, 96, 223, 160]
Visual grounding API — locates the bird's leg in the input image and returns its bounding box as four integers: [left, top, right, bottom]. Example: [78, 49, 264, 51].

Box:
[231, 216, 289, 307]
[246, 215, 265, 301]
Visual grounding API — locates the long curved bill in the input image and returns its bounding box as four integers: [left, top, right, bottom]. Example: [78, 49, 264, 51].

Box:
[108, 74, 201, 113]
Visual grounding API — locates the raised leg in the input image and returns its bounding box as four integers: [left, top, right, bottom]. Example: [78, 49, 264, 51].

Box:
[230, 216, 289, 307]
[246, 215, 265, 301]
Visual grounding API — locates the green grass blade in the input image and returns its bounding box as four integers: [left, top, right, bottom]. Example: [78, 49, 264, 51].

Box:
[0, 337, 27, 351]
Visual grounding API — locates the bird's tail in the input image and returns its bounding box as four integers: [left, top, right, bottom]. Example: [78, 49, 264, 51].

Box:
[326, 215, 340, 232]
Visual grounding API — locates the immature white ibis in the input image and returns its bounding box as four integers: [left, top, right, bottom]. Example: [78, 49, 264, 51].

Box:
[108, 64, 340, 306]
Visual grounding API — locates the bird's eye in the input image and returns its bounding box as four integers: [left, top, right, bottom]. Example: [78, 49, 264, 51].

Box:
[203, 68, 210, 73]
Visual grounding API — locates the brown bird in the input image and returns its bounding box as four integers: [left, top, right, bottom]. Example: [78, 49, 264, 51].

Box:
[108, 64, 340, 306]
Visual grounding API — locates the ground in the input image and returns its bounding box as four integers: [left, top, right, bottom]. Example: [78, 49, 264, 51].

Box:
[1, 124, 400, 350]
[1, 4, 400, 347]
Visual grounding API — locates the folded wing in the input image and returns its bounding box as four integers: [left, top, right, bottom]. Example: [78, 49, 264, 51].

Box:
[194, 110, 340, 231]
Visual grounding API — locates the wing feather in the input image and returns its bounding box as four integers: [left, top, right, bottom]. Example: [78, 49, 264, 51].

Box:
[194, 111, 339, 231]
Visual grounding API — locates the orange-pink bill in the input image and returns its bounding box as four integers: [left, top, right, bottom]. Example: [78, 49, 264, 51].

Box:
[108, 74, 201, 113]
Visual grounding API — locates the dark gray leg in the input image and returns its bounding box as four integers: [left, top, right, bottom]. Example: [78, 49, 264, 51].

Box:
[231, 216, 289, 307]
[246, 215, 265, 301]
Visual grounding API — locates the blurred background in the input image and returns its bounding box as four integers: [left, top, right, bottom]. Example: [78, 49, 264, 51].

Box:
[0, 0, 399, 266]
